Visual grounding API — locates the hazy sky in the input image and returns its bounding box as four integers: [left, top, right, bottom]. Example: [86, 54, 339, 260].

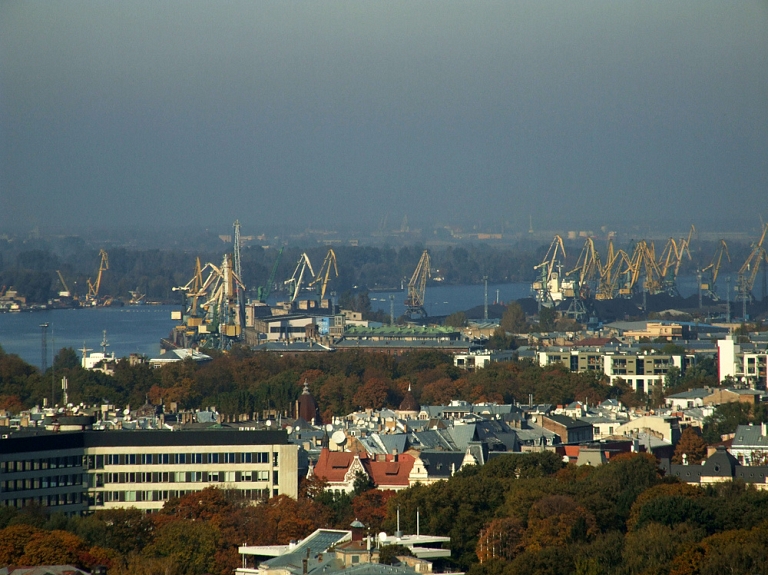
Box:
[2, 1, 767, 235]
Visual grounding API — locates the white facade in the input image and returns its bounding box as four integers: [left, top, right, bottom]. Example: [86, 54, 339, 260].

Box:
[718, 336, 768, 389]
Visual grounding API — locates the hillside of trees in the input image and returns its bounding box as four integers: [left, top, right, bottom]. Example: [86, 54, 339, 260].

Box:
[2, 453, 768, 575]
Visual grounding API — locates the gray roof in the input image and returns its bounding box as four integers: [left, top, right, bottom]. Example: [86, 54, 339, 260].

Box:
[264, 530, 349, 569]
[417, 451, 465, 478]
[666, 388, 711, 400]
[732, 424, 768, 448]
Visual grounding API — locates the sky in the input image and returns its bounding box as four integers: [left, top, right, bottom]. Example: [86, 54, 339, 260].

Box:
[1, 1, 767, 236]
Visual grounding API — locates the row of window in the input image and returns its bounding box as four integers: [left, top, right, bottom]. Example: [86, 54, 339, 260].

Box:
[89, 487, 276, 505]
[1, 456, 80, 473]
[91, 470, 276, 486]
[91, 451, 276, 468]
[2, 492, 82, 507]
[2, 452, 278, 474]
[2, 474, 83, 492]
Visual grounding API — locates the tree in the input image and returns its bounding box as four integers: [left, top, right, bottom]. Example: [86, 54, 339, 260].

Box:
[476, 517, 525, 563]
[352, 470, 375, 496]
[500, 302, 528, 334]
[673, 427, 708, 464]
[378, 544, 413, 565]
[143, 520, 218, 575]
[445, 311, 468, 328]
[537, 307, 556, 332]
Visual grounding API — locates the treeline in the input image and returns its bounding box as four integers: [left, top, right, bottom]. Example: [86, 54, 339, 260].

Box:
[3, 453, 768, 575]
[1, 234, 755, 304]
[2, 346, 646, 418]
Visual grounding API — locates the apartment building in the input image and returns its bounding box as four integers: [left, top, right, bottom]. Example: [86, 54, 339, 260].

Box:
[0, 429, 298, 514]
[538, 348, 692, 393]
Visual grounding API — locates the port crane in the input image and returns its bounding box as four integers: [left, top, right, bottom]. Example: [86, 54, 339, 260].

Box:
[257, 247, 283, 303]
[284, 253, 314, 303]
[564, 238, 601, 320]
[657, 225, 695, 296]
[736, 223, 768, 318]
[532, 235, 566, 306]
[86, 250, 109, 304]
[309, 248, 338, 300]
[56, 270, 72, 298]
[405, 250, 430, 318]
[698, 240, 730, 302]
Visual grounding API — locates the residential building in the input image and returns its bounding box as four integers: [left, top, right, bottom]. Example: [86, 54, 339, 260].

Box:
[453, 350, 516, 371]
[718, 335, 768, 388]
[539, 415, 593, 444]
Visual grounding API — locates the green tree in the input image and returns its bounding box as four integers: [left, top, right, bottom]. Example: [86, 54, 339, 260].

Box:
[445, 311, 468, 328]
[537, 307, 556, 332]
[500, 302, 528, 334]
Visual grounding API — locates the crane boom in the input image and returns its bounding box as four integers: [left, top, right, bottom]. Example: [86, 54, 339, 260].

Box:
[284, 253, 314, 303]
[258, 247, 284, 303]
[308, 248, 339, 300]
[404, 250, 430, 317]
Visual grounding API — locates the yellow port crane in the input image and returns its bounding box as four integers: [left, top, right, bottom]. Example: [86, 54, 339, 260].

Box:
[736, 224, 768, 316]
[532, 235, 566, 306]
[658, 225, 695, 296]
[86, 250, 109, 304]
[596, 240, 626, 300]
[308, 248, 338, 300]
[405, 250, 431, 318]
[624, 240, 663, 296]
[699, 240, 730, 301]
[567, 237, 601, 300]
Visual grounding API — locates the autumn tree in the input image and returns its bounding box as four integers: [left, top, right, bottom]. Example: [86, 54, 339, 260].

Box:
[523, 495, 598, 551]
[673, 427, 708, 464]
[476, 517, 525, 563]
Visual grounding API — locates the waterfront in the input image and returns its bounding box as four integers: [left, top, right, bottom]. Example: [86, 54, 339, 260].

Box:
[0, 305, 179, 369]
[0, 276, 752, 369]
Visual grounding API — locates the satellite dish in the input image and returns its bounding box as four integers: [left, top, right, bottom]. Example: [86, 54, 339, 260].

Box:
[378, 532, 388, 543]
[286, 426, 293, 435]
[332, 430, 347, 446]
[265, 420, 272, 427]
[326, 423, 334, 432]
[295, 426, 301, 432]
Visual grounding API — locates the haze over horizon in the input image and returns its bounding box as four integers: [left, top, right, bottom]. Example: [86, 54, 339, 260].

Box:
[2, 1, 767, 237]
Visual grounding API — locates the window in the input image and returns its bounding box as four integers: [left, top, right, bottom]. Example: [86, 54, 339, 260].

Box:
[273, 452, 279, 467]
[254, 452, 269, 464]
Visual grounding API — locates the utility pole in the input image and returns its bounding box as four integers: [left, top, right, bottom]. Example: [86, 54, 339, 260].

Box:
[483, 276, 488, 321]
[389, 294, 395, 326]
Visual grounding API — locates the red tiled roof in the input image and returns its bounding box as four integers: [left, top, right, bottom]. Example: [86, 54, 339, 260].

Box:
[313, 450, 356, 482]
[364, 453, 414, 487]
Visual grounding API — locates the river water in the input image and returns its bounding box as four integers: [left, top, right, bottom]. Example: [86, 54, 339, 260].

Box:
[0, 275, 755, 369]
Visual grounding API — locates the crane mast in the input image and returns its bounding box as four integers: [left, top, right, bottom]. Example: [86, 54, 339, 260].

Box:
[86, 250, 109, 305]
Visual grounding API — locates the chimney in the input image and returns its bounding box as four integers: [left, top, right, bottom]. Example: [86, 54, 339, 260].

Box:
[302, 559, 308, 575]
